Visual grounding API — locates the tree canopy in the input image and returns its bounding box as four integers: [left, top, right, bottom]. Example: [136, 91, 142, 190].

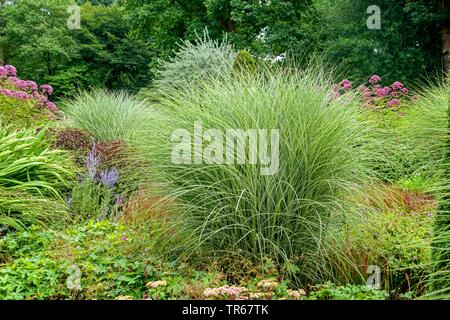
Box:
[0, 0, 448, 96]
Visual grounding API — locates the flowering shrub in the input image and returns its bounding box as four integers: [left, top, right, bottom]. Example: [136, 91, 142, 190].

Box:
[0, 64, 60, 127]
[333, 75, 413, 110]
[203, 285, 248, 299]
[68, 145, 126, 220]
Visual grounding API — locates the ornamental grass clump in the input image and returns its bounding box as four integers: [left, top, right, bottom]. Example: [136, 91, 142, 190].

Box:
[61, 89, 148, 142]
[401, 83, 450, 299]
[149, 32, 236, 95]
[135, 66, 382, 284]
[0, 125, 76, 230]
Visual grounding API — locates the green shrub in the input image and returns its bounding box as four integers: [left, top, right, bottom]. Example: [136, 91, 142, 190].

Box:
[135, 66, 381, 284]
[0, 256, 66, 299]
[343, 205, 434, 297]
[61, 89, 148, 142]
[0, 95, 53, 129]
[150, 32, 236, 94]
[394, 84, 449, 298]
[308, 282, 390, 300]
[394, 175, 434, 194]
[416, 84, 450, 299]
[0, 221, 226, 300]
[0, 222, 147, 299]
[0, 125, 76, 230]
[233, 50, 257, 73]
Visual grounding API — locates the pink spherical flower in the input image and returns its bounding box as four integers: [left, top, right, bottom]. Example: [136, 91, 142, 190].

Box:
[4, 65, 17, 77]
[341, 79, 352, 91]
[391, 91, 398, 97]
[363, 88, 371, 98]
[7, 76, 18, 83]
[0, 66, 7, 78]
[40, 84, 53, 95]
[391, 81, 404, 90]
[25, 80, 38, 92]
[46, 101, 59, 112]
[401, 87, 409, 95]
[13, 79, 27, 91]
[387, 98, 401, 107]
[12, 91, 29, 100]
[0, 88, 13, 98]
[369, 75, 381, 84]
[376, 87, 390, 98]
[376, 88, 387, 97]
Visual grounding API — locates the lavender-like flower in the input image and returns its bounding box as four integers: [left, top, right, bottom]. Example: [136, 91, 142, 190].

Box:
[86, 145, 100, 178]
[99, 168, 119, 188]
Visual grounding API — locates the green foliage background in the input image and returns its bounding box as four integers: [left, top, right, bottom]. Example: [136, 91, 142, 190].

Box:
[1, 0, 448, 97]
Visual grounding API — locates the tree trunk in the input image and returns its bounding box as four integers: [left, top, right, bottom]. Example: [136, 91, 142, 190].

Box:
[443, 0, 450, 76]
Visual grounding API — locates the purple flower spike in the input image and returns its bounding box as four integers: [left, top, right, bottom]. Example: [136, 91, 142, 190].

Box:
[86, 146, 100, 178]
[100, 168, 119, 188]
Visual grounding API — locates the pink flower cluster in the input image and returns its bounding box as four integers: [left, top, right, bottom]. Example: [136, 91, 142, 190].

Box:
[0, 64, 59, 118]
[341, 79, 352, 91]
[203, 285, 248, 299]
[333, 74, 412, 109]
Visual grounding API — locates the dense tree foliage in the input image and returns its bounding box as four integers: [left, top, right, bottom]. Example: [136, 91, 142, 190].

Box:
[0, 0, 79, 83]
[0, 0, 448, 96]
[121, 0, 319, 59]
[0, 0, 151, 97]
[318, 0, 449, 85]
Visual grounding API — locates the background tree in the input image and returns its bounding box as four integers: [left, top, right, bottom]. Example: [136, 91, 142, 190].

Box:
[122, 0, 319, 60]
[0, 0, 79, 83]
[0, 0, 152, 97]
[61, 2, 152, 94]
[317, 0, 448, 85]
[1, 0, 448, 95]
